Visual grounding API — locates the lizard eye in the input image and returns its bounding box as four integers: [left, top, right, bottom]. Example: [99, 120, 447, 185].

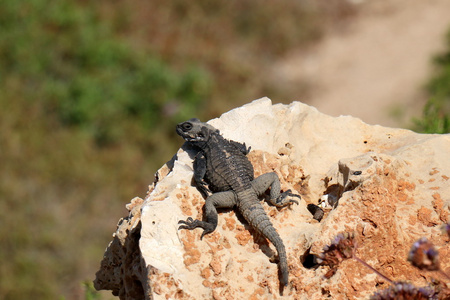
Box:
[182, 123, 193, 131]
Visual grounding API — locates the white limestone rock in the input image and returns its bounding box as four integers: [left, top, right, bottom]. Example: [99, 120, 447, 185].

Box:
[95, 97, 450, 300]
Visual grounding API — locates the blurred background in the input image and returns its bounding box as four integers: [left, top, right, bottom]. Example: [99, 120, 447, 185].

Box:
[1, 0, 449, 299]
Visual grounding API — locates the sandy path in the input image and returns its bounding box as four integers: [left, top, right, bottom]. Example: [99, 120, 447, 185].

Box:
[273, 0, 450, 128]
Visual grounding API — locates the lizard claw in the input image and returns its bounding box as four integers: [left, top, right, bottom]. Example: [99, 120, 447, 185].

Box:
[288, 199, 299, 205]
[178, 217, 197, 230]
[178, 217, 194, 224]
[284, 189, 301, 200]
[178, 218, 215, 239]
[275, 189, 301, 207]
[178, 217, 194, 225]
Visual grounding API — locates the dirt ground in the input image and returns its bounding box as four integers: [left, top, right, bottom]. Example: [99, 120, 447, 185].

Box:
[273, 0, 450, 128]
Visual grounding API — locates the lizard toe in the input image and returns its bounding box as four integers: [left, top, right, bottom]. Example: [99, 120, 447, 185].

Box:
[178, 217, 199, 230]
[284, 189, 302, 199]
[289, 199, 299, 205]
[178, 217, 194, 225]
[275, 190, 301, 207]
[178, 224, 189, 230]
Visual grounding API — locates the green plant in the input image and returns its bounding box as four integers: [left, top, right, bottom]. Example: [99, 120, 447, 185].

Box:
[83, 281, 101, 300]
[0, 1, 210, 299]
[415, 98, 450, 134]
[0, 0, 210, 146]
[415, 29, 450, 134]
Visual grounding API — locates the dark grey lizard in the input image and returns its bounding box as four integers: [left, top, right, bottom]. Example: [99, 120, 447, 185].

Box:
[176, 118, 301, 287]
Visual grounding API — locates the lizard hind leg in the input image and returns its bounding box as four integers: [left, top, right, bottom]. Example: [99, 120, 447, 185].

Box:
[178, 190, 237, 239]
[251, 172, 301, 208]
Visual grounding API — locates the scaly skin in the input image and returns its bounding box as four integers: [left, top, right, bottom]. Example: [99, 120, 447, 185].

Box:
[176, 118, 300, 287]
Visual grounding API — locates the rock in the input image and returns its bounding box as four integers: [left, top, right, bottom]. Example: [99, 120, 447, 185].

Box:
[94, 197, 153, 299]
[94, 97, 450, 299]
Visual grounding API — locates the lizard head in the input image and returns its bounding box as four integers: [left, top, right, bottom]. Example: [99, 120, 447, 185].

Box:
[176, 118, 218, 144]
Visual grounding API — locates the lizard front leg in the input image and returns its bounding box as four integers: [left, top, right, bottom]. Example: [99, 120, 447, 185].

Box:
[251, 172, 301, 207]
[193, 152, 211, 197]
[178, 191, 237, 239]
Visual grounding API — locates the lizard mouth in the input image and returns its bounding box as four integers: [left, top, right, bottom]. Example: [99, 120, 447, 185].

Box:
[176, 122, 209, 143]
[186, 135, 205, 142]
[176, 126, 202, 142]
[176, 126, 191, 138]
[175, 126, 184, 136]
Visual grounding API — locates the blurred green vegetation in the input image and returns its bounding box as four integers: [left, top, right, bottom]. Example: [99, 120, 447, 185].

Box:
[116, 0, 355, 114]
[415, 30, 450, 134]
[0, 1, 210, 299]
[8, 0, 448, 299]
[0, 0, 211, 147]
[82, 281, 101, 300]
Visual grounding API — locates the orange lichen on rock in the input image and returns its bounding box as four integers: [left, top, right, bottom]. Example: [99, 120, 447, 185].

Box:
[417, 206, 438, 227]
[182, 230, 202, 267]
[202, 280, 212, 288]
[209, 255, 222, 276]
[429, 168, 440, 175]
[235, 225, 253, 246]
[397, 179, 415, 192]
[408, 215, 417, 225]
[223, 216, 236, 231]
[178, 192, 193, 216]
[432, 193, 449, 222]
[150, 271, 188, 300]
[311, 156, 450, 299]
[201, 267, 211, 279]
[249, 287, 265, 300]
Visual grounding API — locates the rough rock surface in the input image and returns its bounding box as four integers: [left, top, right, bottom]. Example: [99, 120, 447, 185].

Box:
[94, 98, 450, 299]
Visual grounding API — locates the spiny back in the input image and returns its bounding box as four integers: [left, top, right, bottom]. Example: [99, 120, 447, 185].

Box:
[203, 132, 254, 193]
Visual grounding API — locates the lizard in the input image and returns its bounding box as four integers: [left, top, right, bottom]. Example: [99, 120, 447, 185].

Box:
[176, 118, 301, 287]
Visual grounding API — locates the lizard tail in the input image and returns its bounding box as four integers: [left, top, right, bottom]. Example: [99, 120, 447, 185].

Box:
[260, 224, 289, 286]
[279, 250, 289, 286]
[240, 200, 290, 286]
